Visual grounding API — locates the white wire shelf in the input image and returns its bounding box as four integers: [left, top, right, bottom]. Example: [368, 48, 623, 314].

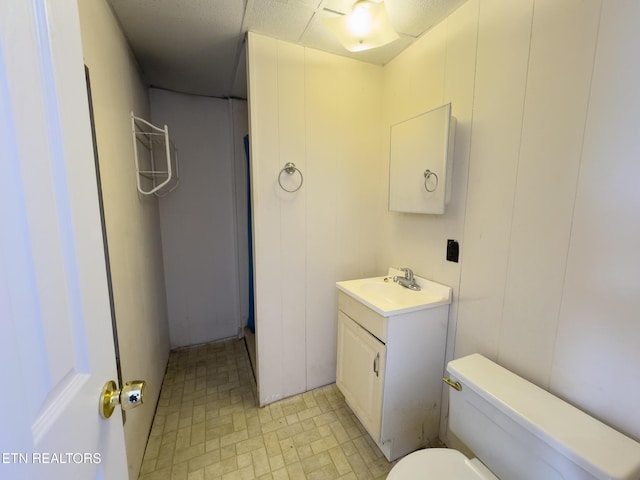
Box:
[131, 112, 179, 196]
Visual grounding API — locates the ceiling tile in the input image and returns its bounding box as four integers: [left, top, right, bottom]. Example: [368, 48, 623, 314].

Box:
[107, 0, 468, 98]
[243, 0, 317, 42]
[387, 0, 467, 37]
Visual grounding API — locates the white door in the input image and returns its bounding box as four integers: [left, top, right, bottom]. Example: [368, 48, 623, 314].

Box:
[0, 1, 128, 479]
[336, 312, 386, 441]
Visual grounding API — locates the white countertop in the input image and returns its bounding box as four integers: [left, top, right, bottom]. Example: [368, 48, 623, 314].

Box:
[336, 269, 452, 317]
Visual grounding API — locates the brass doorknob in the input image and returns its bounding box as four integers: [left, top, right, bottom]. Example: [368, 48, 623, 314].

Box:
[99, 380, 146, 419]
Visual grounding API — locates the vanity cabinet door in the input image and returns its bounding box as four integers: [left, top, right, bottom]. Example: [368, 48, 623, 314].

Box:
[336, 311, 386, 440]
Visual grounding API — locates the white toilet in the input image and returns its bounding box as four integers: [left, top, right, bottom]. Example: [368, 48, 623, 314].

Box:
[388, 354, 640, 480]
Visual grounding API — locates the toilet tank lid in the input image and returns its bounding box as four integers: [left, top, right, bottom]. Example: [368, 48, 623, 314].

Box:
[447, 354, 640, 480]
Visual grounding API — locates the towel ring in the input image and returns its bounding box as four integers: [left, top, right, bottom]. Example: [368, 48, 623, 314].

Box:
[278, 162, 303, 193]
[424, 169, 438, 193]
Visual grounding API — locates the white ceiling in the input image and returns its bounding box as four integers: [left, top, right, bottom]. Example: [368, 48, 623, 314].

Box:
[107, 0, 467, 99]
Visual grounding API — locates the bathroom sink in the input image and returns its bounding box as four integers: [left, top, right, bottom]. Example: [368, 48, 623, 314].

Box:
[357, 282, 433, 305]
[336, 269, 452, 317]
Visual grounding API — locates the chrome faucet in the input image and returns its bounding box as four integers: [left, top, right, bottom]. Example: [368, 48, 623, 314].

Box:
[393, 267, 421, 291]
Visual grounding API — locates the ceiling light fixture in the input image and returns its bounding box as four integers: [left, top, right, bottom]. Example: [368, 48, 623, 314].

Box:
[323, 0, 399, 52]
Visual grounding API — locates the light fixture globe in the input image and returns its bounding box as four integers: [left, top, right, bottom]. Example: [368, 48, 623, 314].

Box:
[323, 0, 399, 52]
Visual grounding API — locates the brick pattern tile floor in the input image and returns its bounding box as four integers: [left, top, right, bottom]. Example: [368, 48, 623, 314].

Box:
[138, 339, 395, 480]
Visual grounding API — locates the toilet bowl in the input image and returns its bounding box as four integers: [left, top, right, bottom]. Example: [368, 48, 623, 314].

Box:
[387, 354, 640, 480]
[387, 448, 497, 480]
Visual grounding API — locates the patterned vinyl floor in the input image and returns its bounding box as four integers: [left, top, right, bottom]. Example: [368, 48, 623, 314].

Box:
[138, 339, 396, 480]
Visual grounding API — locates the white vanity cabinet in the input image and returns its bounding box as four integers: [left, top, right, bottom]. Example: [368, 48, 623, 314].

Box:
[335, 274, 451, 462]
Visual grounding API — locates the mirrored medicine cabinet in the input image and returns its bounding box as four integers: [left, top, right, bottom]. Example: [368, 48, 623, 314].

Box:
[388, 103, 455, 214]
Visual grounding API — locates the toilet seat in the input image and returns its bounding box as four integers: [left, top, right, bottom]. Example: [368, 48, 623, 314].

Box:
[387, 448, 499, 480]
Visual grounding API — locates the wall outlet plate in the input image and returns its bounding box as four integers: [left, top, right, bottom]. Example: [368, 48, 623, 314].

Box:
[446, 239, 459, 263]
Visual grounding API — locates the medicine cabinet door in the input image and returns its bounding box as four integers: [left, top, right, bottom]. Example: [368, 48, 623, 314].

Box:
[389, 103, 455, 214]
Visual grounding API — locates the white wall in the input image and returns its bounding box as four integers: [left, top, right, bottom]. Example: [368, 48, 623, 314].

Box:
[231, 100, 251, 328]
[247, 33, 385, 405]
[548, 0, 640, 440]
[380, 1, 479, 419]
[247, 0, 640, 444]
[77, 1, 170, 477]
[382, 0, 640, 443]
[149, 89, 248, 348]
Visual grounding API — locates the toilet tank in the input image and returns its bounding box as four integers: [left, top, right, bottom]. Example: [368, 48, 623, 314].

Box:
[446, 354, 640, 480]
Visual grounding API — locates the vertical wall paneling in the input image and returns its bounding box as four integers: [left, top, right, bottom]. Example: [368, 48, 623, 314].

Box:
[248, 34, 286, 404]
[248, 2, 640, 445]
[497, 0, 601, 386]
[381, 22, 448, 284]
[305, 50, 384, 390]
[441, 0, 480, 249]
[231, 99, 250, 331]
[304, 49, 339, 390]
[438, 0, 480, 438]
[380, 5, 478, 281]
[276, 41, 307, 396]
[248, 33, 384, 404]
[550, 0, 640, 440]
[381, 0, 480, 439]
[454, 0, 534, 360]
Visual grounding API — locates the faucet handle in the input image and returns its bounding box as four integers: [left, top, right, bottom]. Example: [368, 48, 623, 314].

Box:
[400, 267, 413, 280]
